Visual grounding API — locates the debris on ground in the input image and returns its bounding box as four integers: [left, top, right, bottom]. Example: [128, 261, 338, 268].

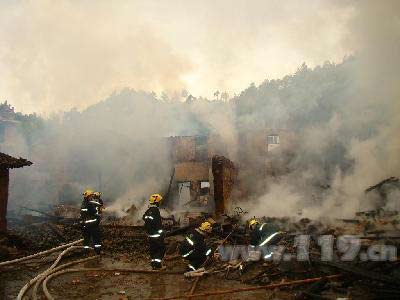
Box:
[1, 204, 399, 299]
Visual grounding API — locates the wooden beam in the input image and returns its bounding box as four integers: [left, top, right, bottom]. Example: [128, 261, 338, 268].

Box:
[0, 167, 9, 232]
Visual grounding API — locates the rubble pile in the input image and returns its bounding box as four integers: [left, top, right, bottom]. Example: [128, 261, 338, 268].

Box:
[1, 202, 399, 299]
[3, 224, 150, 259]
[197, 215, 400, 299]
[0, 232, 28, 261]
[102, 225, 148, 260]
[0, 220, 81, 261]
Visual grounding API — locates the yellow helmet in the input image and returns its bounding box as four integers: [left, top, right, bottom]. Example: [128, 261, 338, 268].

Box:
[249, 218, 259, 228]
[149, 194, 163, 204]
[83, 189, 95, 198]
[199, 221, 212, 233]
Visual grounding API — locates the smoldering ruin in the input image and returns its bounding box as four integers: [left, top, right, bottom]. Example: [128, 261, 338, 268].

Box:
[1, 0, 400, 299]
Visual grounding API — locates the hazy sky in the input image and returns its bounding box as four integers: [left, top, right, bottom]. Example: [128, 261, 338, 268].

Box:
[0, 0, 355, 114]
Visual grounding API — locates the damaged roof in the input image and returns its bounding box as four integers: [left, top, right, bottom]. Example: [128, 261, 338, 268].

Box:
[0, 152, 32, 169]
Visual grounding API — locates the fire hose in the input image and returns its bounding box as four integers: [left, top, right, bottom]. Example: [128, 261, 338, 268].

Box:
[31, 246, 95, 300]
[17, 244, 97, 300]
[41, 268, 183, 300]
[0, 239, 83, 268]
[149, 274, 342, 300]
[13, 244, 182, 299]
[6, 238, 182, 299]
[38, 266, 340, 299]
[32, 255, 97, 300]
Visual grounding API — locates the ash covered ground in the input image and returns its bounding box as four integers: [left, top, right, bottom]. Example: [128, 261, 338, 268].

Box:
[1, 208, 399, 299]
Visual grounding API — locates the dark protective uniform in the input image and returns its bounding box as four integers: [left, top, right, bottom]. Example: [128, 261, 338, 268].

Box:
[80, 197, 103, 254]
[179, 228, 212, 271]
[143, 205, 165, 269]
[250, 223, 281, 259]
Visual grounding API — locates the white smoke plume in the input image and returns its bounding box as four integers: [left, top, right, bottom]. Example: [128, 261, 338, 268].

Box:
[3, 1, 400, 224]
[246, 0, 400, 221]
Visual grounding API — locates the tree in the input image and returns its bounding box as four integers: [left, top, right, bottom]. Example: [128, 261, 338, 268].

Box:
[221, 91, 229, 102]
[181, 89, 189, 98]
[213, 90, 220, 100]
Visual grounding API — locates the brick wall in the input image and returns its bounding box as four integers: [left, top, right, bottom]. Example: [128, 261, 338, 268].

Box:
[212, 156, 236, 218]
[175, 162, 209, 182]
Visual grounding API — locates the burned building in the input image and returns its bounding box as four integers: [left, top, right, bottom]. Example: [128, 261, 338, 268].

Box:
[166, 130, 296, 219]
[364, 177, 400, 211]
[167, 136, 236, 219]
[0, 152, 32, 232]
[212, 155, 236, 217]
[238, 129, 296, 173]
[235, 128, 297, 199]
[0, 102, 21, 153]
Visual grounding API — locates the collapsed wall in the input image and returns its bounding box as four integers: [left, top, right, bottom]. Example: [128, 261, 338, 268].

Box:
[167, 136, 236, 219]
[166, 130, 298, 219]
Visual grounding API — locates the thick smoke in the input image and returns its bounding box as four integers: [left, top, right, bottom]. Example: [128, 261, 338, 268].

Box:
[246, 0, 400, 220]
[4, 1, 400, 224]
[0, 1, 192, 113]
[7, 90, 235, 220]
[0, 0, 352, 113]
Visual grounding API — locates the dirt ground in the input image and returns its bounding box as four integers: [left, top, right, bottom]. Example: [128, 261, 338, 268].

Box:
[1, 252, 294, 300]
[46, 259, 284, 299]
[1, 217, 399, 299]
[0, 224, 291, 300]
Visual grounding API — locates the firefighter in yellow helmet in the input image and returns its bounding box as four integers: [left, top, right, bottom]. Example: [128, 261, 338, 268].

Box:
[249, 218, 259, 229]
[80, 189, 104, 254]
[83, 189, 94, 198]
[179, 221, 213, 271]
[248, 218, 283, 260]
[142, 194, 165, 269]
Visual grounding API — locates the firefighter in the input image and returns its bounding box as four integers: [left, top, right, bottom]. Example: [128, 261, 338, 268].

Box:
[80, 189, 103, 254]
[179, 221, 213, 271]
[248, 218, 283, 260]
[142, 194, 165, 269]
